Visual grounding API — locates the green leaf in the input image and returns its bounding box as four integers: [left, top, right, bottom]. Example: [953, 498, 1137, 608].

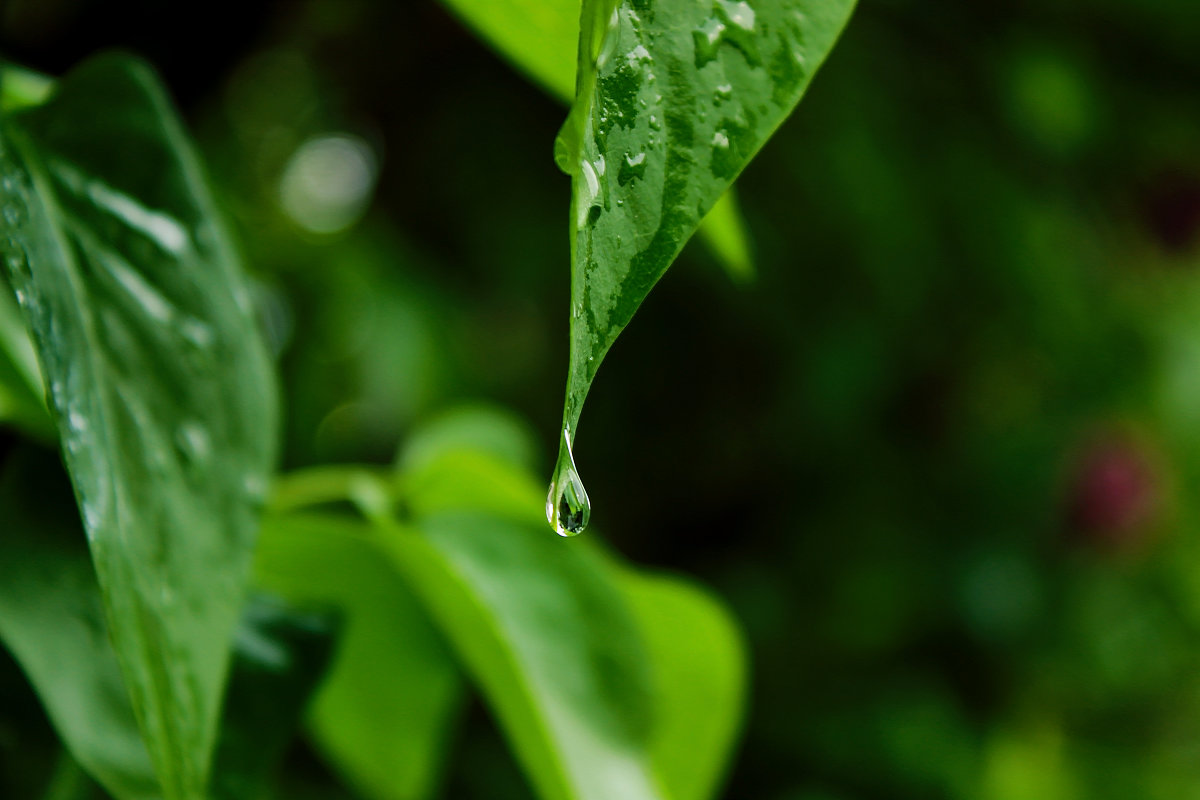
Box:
[554, 0, 855, 457]
[375, 509, 664, 800]
[0, 447, 159, 800]
[436, 0, 754, 282]
[697, 190, 753, 283]
[0, 449, 333, 800]
[0, 54, 277, 798]
[371, 442, 747, 800]
[211, 596, 339, 800]
[0, 272, 52, 438]
[399, 404, 540, 475]
[613, 568, 747, 800]
[254, 512, 465, 800]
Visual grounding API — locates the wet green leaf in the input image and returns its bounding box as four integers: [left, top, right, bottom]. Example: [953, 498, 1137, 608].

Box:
[436, 0, 754, 282]
[554, 0, 855, 459]
[0, 54, 277, 798]
[0, 449, 333, 800]
[254, 513, 465, 800]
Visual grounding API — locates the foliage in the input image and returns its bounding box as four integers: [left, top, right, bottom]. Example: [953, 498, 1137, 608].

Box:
[0, 0, 831, 796]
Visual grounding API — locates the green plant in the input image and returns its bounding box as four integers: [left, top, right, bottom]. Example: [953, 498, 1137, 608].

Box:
[0, 1, 853, 799]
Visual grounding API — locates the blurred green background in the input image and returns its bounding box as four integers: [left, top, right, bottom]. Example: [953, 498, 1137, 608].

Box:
[4, 0, 1200, 798]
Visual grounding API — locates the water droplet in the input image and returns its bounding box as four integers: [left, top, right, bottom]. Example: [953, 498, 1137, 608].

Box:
[714, 83, 734, 102]
[712, 131, 731, 149]
[618, 151, 648, 186]
[693, 18, 726, 67]
[577, 160, 603, 227]
[716, 0, 756, 31]
[695, 0, 763, 68]
[546, 429, 591, 537]
[626, 44, 652, 66]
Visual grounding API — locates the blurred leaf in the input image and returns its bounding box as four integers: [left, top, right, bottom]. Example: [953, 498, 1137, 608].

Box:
[0, 62, 54, 112]
[0, 447, 159, 800]
[400, 404, 540, 474]
[697, 191, 753, 282]
[254, 512, 465, 800]
[436, 0, 754, 282]
[367, 439, 746, 800]
[211, 596, 339, 800]
[375, 509, 663, 800]
[553, 0, 854, 454]
[614, 568, 746, 800]
[0, 448, 334, 800]
[0, 272, 51, 438]
[0, 53, 277, 798]
[438, 0, 579, 100]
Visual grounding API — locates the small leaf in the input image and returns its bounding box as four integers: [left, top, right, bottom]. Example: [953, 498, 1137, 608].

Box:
[0, 54, 277, 798]
[554, 0, 855, 471]
[697, 190, 753, 283]
[254, 512, 465, 800]
[436, 0, 754, 282]
[0, 448, 334, 800]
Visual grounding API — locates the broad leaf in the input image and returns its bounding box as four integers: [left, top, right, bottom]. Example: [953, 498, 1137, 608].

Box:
[254, 513, 465, 800]
[553, 0, 855, 476]
[0, 448, 333, 800]
[0, 54, 277, 798]
[375, 437, 747, 800]
[436, 0, 754, 281]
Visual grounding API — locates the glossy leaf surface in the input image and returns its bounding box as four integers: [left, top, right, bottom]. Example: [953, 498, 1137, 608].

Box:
[255, 513, 464, 800]
[0, 54, 277, 798]
[555, 0, 855, 447]
[0, 449, 333, 800]
[436, 0, 753, 281]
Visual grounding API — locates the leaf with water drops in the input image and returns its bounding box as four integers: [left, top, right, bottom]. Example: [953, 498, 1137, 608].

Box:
[435, 0, 756, 284]
[550, 0, 855, 533]
[0, 54, 277, 798]
[0, 448, 334, 800]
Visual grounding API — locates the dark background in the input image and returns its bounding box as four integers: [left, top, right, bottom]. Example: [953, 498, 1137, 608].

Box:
[5, 0, 1200, 797]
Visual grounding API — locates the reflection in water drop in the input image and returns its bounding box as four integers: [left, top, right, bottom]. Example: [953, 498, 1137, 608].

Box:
[546, 429, 591, 537]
